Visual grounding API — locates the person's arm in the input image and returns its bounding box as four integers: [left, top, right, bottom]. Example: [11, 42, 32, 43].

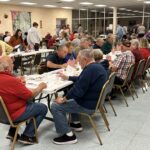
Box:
[111, 55, 123, 72]
[58, 72, 78, 82]
[8, 36, 14, 47]
[47, 60, 67, 69]
[66, 68, 91, 100]
[30, 82, 47, 98]
[5, 42, 13, 55]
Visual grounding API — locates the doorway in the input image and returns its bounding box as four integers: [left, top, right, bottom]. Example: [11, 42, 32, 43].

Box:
[56, 18, 67, 36]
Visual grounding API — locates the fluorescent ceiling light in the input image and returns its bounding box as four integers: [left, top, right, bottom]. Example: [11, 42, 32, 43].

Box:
[144, 1, 150, 4]
[0, 0, 10, 1]
[80, 2, 93, 5]
[43, 5, 57, 7]
[119, 8, 126, 10]
[126, 9, 132, 11]
[61, 0, 75, 1]
[133, 10, 139, 12]
[80, 9, 87, 11]
[62, 7, 73, 9]
[95, 4, 106, 7]
[20, 2, 36, 5]
[90, 10, 97, 12]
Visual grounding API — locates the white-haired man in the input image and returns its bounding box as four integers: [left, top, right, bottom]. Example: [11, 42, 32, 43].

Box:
[51, 49, 108, 145]
[0, 56, 47, 145]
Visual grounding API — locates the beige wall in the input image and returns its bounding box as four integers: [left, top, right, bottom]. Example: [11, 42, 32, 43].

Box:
[0, 4, 72, 37]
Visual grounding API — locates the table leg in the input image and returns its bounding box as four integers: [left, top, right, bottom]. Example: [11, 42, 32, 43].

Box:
[45, 94, 54, 122]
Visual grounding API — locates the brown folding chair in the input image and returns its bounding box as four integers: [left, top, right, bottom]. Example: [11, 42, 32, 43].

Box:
[143, 56, 150, 87]
[79, 78, 118, 145]
[33, 54, 42, 73]
[132, 59, 147, 93]
[0, 97, 38, 150]
[104, 72, 117, 116]
[115, 64, 137, 107]
[20, 55, 35, 75]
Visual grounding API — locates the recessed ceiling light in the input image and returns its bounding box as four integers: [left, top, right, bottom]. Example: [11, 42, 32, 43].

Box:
[90, 10, 97, 12]
[95, 4, 106, 7]
[144, 1, 150, 4]
[126, 9, 132, 11]
[0, 0, 10, 1]
[133, 10, 139, 12]
[119, 8, 126, 10]
[62, 7, 73, 9]
[80, 9, 87, 11]
[20, 2, 36, 5]
[80, 2, 93, 5]
[60, 0, 75, 2]
[43, 5, 57, 8]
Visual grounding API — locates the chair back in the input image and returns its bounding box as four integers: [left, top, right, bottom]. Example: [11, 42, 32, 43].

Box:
[134, 59, 146, 78]
[95, 72, 116, 112]
[37, 61, 48, 74]
[34, 54, 41, 66]
[144, 56, 150, 72]
[123, 63, 135, 86]
[0, 97, 13, 126]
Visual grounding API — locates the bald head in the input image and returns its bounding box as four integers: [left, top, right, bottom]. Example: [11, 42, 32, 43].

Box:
[0, 56, 13, 72]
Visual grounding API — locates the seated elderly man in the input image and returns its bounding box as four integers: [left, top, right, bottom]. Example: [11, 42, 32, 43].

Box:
[93, 38, 104, 50]
[101, 33, 114, 54]
[72, 33, 81, 48]
[51, 49, 108, 145]
[0, 56, 47, 145]
[74, 38, 91, 56]
[0, 40, 13, 56]
[47, 45, 68, 71]
[110, 40, 135, 85]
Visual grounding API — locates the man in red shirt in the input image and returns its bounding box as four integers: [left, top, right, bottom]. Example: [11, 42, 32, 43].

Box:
[0, 56, 47, 145]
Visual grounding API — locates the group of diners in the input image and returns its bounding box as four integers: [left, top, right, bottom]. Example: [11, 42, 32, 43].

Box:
[0, 32, 150, 146]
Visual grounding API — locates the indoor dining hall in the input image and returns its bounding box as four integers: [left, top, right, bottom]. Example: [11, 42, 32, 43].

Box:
[0, 0, 150, 150]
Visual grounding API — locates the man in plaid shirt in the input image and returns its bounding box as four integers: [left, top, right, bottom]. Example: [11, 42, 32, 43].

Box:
[111, 40, 135, 85]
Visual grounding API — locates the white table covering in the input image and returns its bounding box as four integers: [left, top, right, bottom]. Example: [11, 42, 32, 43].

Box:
[9, 49, 54, 57]
[25, 65, 81, 94]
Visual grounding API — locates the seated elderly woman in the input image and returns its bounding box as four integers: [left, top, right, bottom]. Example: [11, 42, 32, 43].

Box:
[92, 49, 109, 74]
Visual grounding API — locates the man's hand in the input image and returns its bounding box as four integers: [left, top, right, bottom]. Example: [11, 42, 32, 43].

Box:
[38, 82, 47, 90]
[58, 72, 69, 80]
[55, 96, 65, 104]
[61, 63, 68, 68]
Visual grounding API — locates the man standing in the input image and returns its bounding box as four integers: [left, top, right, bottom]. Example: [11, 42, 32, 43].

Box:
[0, 56, 47, 145]
[78, 24, 84, 35]
[27, 22, 41, 50]
[51, 49, 107, 145]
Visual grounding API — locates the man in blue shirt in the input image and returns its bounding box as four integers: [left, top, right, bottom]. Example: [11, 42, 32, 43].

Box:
[51, 49, 108, 145]
[101, 33, 114, 54]
[46, 45, 68, 71]
[93, 38, 104, 50]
